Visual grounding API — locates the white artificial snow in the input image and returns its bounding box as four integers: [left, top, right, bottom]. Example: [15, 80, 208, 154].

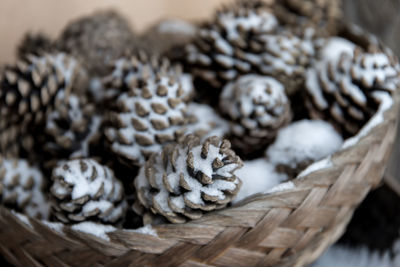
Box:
[233, 159, 287, 204]
[42, 221, 64, 234]
[71, 222, 116, 241]
[318, 37, 356, 62]
[266, 120, 343, 169]
[185, 103, 229, 140]
[266, 181, 295, 194]
[11, 211, 32, 228]
[342, 91, 393, 149]
[157, 18, 197, 36]
[131, 224, 158, 237]
[298, 157, 333, 178]
[312, 242, 400, 267]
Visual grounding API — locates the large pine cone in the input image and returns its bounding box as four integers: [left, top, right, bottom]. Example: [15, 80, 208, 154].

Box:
[135, 134, 243, 223]
[0, 53, 86, 156]
[220, 74, 292, 154]
[50, 159, 127, 224]
[41, 92, 101, 167]
[105, 55, 193, 166]
[273, 0, 343, 37]
[184, 0, 314, 95]
[305, 38, 400, 136]
[0, 156, 50, 219]
[57, 10, 136, 76]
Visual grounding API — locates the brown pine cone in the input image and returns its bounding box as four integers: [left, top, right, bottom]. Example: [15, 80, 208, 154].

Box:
[17, 32, 55, 60]
[57, 10, 136, 76]
[135, 134, 243, 223]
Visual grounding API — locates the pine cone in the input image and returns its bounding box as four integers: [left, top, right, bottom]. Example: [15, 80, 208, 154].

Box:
[57, 10, 136, 76]
[102, 53, 194, 106]
[135, 134, 243, 223]
[220, 75, 292, 154]
[273, 0, 343, 36]
[0, 156, 50, 219]
[104, 56, 193, 166]
[50, 159, 127, 224]
[184, 0, 314, 95]
[41, 92, 102, 167]
[17, 32, 54, 60]
[305, 39, 400, 136]
[0, 52, 87, 156]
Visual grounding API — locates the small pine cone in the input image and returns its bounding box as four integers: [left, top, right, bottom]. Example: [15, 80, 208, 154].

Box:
[104, 56, 192, 166]
[273, 0, 343, 36]
[135, 134, 243, 223]
[0, 53, 87, 155]
[50, 159, 127, 224]
[102, 53, 194, 106]
[17, 32, 54, 60]
[220, 75, 292, 154]
[185, 1, 314, 95]
[42, 92, 102, 167]
[0, 156, 50, 219]
[57, 10, 136, 76]
[305, 39, 400, 136]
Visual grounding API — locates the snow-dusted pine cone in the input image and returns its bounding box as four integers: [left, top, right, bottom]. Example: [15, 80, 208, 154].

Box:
[50, 159, 127, 224]
[41, 92, 101, 166]
[220, 75, 292, 154]
[0, 156, 50, 219]
[185, 0, 314, 95]
[273, 0, 342, 37]
[104, 56, 193, 166]
[57, 10, 136, 76]
[0, 52, 86, 156]
[305, 39, 400, 136]
[135, 134, 243, 223]
[102, 53, 194, 105]
[17, 32, 54, 60]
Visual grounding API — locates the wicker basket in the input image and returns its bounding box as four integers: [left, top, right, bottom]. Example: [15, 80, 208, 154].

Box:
[0, 25, 399, 267]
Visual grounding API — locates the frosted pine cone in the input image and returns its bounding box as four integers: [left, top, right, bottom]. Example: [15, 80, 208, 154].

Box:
[0, 156, 50, 219]
[50, 159, 127, 224]
[105, 56, 192, 166]
[42, 92, 102, 165]
[273, 0, 342, 36]
[220, 75, 292, 154]
[102, 53, 194, 105]
[57, 10, 136, 76]
[135, 135, 243, 223]
[185, 1, 314, 94]
[305, 38, 400, 136]
[0, 53, 86, 156]
[17, 32, 54, 60]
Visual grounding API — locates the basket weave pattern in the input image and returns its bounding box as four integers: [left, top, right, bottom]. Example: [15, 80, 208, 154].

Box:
[0, 91, 398, 267]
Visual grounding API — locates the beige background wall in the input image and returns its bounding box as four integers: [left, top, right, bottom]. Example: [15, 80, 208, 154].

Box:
[0, 0, 229, 64]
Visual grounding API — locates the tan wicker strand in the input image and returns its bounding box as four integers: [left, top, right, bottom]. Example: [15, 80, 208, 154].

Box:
[1, 31, 400, 267]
